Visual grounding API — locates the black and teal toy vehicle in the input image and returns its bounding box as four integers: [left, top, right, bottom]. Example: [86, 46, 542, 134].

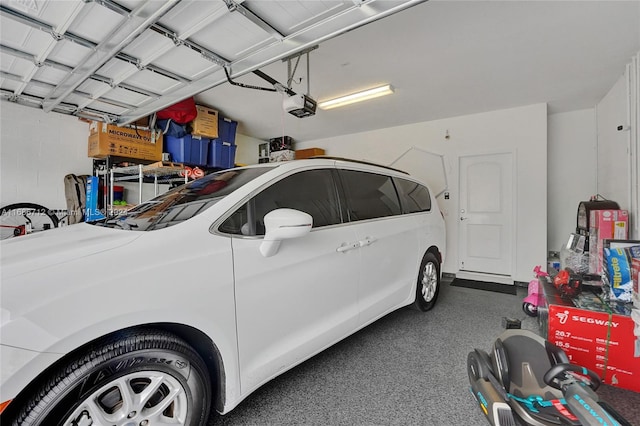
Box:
[467, 329, 631, 426]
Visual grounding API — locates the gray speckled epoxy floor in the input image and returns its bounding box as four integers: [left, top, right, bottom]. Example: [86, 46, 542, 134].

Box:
[208, 279, 640, 426]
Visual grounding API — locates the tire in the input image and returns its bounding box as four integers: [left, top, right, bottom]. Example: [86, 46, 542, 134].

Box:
[12, 329, 211, 426]
[467, 350, 491, 382]
[412, 252, 440, 312]
[0, 203, 59, 240]
[522, 302, 538, 317]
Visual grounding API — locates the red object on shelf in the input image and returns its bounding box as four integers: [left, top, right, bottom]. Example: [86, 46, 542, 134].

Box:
[156, 97, 197, 124]
[102, 185, 124, 201]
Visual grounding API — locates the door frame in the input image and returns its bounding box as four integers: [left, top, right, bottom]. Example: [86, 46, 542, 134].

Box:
[456, 150, 517, 284]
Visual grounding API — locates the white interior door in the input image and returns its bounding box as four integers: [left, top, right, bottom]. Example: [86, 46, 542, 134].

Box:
[459, 153, 513, 276]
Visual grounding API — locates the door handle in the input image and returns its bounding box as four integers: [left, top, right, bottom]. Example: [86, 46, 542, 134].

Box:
[336, 242, 360, 253]
[460, 216, 468, 221]
[358, 236, 377, 247]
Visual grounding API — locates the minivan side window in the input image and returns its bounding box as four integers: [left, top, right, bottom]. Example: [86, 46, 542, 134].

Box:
[338, 169, 401, 221]
[219, 169, 342, 236]
[394, 177, 432, 213]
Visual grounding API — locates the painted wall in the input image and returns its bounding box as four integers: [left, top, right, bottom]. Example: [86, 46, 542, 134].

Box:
[295, 103, 548, 283]
[0, 102, 92, 210]
[631, 53, 640, 240]
[595, 52, 640, 240]
[596, 75, 631, 209]
[547, 109, 597, 252]
[235, 133, 262, 166]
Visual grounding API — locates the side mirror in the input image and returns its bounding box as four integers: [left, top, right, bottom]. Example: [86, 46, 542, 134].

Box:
[260, 208, 313, 257]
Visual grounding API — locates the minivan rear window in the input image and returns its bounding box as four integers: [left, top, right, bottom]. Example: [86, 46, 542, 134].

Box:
[338, 169, 401, 221]
[394, 178, 432, 213]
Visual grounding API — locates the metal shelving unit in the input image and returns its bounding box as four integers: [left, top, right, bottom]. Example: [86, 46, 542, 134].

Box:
[95, 159, 187, 215]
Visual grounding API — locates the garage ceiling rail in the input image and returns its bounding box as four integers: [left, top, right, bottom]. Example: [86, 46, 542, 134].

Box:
[0, 0, 424, 125]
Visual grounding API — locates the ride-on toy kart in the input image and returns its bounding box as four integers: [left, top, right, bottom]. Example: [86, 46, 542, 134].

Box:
[468, 329, 631, 426]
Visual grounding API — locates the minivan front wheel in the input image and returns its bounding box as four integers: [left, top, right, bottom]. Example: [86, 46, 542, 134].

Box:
[12, 329, 211, 426]
[413, 252, 440, 311]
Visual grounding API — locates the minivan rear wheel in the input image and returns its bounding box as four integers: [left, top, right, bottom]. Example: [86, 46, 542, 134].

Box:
[413, 252, 440, 311]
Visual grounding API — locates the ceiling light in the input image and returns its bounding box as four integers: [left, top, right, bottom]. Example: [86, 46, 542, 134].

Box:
[318, 84, 394, 110]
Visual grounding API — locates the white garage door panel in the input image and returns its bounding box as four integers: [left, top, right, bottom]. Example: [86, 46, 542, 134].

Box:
[0, 0, 423, 122]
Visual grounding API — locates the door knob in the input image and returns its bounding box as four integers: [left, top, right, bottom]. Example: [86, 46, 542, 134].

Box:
[460, 216, 467, 221]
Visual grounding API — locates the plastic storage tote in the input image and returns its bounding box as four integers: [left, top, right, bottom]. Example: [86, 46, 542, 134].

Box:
[208, 139, 236, 169]
[218, 116, 238, 144]
[190, 136, 209, 166]
[164, 134, 192, 163]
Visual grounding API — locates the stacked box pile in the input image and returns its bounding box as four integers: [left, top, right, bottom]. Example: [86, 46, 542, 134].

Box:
[588, 210, 628, 274]
[162, 106, 238, 169]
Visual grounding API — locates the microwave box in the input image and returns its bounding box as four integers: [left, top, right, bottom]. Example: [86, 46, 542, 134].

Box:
[88, 121, 163, 161]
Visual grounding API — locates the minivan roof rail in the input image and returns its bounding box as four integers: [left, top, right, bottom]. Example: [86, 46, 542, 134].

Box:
[308, 156, 409, 175]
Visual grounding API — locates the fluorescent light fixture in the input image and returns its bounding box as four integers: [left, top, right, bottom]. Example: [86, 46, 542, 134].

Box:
[318, 84, 394, 110]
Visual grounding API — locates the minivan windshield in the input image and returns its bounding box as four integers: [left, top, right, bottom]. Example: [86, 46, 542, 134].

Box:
[91, 166, 274, 231]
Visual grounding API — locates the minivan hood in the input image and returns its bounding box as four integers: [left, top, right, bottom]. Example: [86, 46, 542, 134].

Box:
[0, 223, 141, 280]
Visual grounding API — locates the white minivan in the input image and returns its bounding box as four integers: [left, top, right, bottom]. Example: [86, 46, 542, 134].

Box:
[0, 157, 446, 425]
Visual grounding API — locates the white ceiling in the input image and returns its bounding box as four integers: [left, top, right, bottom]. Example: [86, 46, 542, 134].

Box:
[1, 1, 639, 145]
[197, 0, 640, 142]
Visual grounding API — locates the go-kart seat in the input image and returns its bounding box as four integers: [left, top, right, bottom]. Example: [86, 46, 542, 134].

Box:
[493, 330, 569, 398]
[492, 330, 578, 425]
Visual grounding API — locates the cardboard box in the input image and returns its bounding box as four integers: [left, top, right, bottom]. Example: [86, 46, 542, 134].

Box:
[632, 258, 640, 309]
[295, 148, 325, 159]
[132, 116, 150, 128]
[588, 210, 628, 274]
[88, 121, 163, 161]
[269, 149, 295, 162]
[191, 105, 218, 138]
[546, 289, 639, 392]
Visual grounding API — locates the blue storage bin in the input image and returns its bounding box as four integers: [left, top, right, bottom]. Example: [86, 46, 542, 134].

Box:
[218, 116, 238, 144]
[190, 136, 209, 166]
[207, 139, 236, 169]
[165, 134, 192, 163]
